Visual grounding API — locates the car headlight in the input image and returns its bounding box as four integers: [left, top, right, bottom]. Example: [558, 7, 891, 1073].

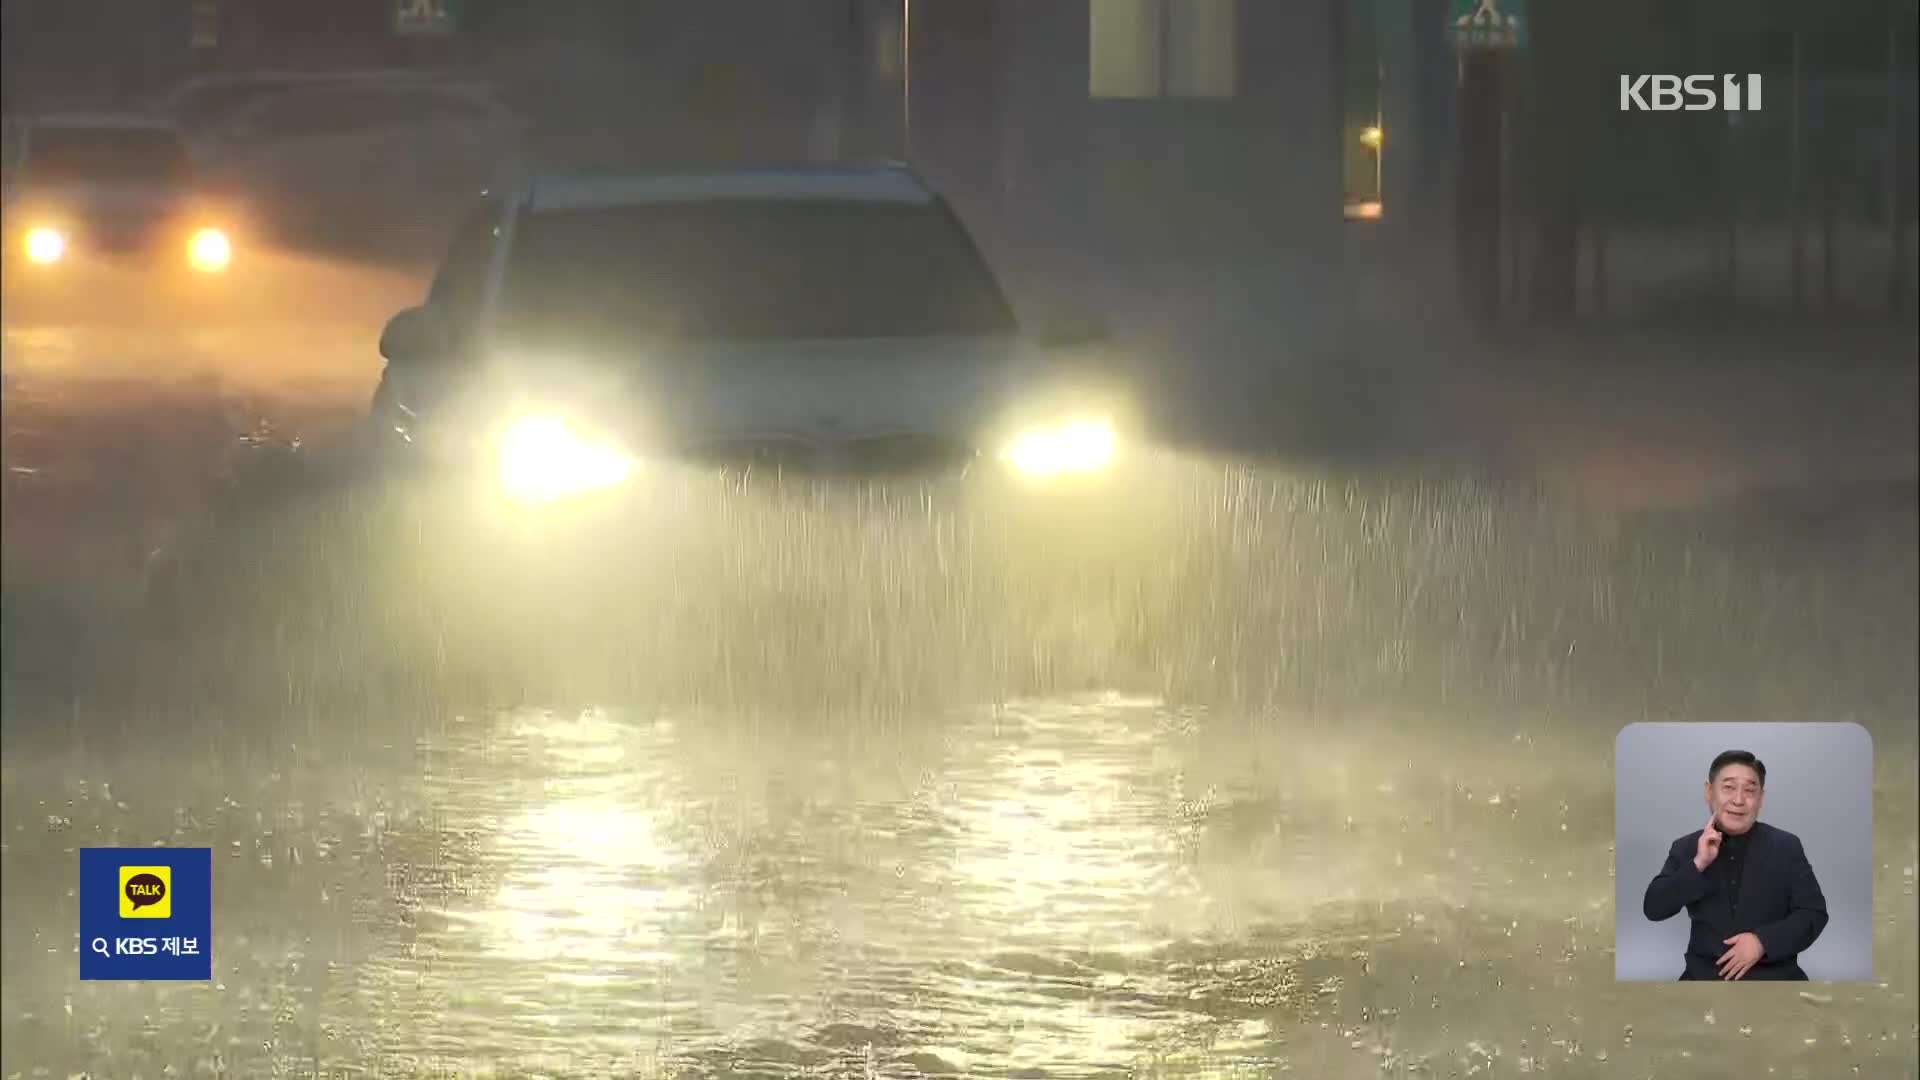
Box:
[496, 416, 637, 505]
[1001, 416, 1118, 477]
[24, 226, 66, 265]
[187, 228, 231, 273]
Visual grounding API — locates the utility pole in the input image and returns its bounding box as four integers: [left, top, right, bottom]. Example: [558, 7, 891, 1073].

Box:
[1789, 24, 1804, 309]
[1887, 2, 1911, 312]
[1380, 0, 1460, 315]
[839, 0, 867, 160]
[1449, 0, 1528, 332]
[1443, 0, 1520, 328]
[1527, 2, 1580, 324]
[1457, 49, 1505, 330]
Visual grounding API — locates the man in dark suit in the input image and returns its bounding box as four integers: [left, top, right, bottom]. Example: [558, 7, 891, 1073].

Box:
[1642, 750, 1830, 980]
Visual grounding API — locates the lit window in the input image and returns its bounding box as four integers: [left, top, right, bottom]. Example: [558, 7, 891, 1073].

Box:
[1166, 0, 1236, 98]
[1089, 0, 1162, 98]
[1090, 0, 1236, 100]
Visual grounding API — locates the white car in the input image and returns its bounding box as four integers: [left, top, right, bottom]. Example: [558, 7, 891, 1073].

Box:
[369, 165, 1126, 510]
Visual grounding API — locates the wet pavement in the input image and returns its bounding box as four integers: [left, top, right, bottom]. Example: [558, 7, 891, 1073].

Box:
[2, 450, 1915, 1078]
[2, 276, 1918, 1078]
[5, 693, 1915, 1078]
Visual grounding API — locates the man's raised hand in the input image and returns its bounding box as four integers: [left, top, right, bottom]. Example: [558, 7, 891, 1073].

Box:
[1694, 812, 1723, 872]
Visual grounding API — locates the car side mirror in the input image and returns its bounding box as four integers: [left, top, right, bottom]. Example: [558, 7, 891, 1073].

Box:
[1035, 306, 1112, 348]
[379, 305, 450, 365]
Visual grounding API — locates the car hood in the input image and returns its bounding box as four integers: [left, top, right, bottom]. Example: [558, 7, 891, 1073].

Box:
[514, 334, 1040, 450]
[11, 180, 190, 220]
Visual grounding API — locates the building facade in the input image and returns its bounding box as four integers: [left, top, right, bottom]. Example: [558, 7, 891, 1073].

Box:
[900, 0, 1349, 272]
[1, 0, 197, 110]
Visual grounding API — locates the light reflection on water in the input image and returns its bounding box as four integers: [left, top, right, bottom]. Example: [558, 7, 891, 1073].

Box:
[396, 700, 1238, 1074]
[297, 702, 1920, 1075]
[2, 692, 1915, 1077]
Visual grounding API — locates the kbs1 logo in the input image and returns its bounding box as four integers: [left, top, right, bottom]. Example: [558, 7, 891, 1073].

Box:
[1620, 74, 1764, 112]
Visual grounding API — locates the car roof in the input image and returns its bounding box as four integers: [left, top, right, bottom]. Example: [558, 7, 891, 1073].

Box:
[523, 165, 934, 213]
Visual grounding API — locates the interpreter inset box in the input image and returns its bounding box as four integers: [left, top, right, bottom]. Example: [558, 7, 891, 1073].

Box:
[1614, 723, 1873, 982]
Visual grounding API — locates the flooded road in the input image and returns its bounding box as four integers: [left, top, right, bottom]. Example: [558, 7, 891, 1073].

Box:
[3, 263, 1918, 1076]
[3, 447, 1916, 1077]
[4, 703, 1916, 1077]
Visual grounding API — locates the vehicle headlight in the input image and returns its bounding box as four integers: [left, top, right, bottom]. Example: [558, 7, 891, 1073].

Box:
[187, 227, 231, 273]
[1001, 416, 1118, 477]
[24, 226, 66, 265]
[496, 416, 637, 505]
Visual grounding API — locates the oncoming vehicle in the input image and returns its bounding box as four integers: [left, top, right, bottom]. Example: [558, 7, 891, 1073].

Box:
[2, 115, 239, 292]
[368, 164, 1129, 519]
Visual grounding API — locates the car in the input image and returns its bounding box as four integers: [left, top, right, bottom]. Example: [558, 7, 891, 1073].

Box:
[366, 164, 1130, 519]
[2, 114, 243, 323]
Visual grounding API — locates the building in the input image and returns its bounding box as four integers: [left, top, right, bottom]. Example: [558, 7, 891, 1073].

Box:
[901, 0, 1350, 276]
[1, 0, 198, 110]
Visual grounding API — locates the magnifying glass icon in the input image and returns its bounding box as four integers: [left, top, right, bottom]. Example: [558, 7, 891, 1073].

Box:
[90, 937, 110, 957]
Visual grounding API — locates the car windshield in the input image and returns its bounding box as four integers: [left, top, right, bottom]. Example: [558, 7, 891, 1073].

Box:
[27, 126, 190, 186]
[497, 198, 1018, 344]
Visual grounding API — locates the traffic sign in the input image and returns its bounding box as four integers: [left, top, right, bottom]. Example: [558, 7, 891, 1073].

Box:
[1450, 0, 1527, 50]
[392, 0, 457, 37]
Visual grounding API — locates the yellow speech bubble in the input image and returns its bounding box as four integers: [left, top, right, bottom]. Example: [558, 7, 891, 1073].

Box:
[119, 865, 172, 919]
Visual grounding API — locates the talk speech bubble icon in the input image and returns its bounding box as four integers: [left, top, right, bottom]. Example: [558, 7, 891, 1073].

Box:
[120, 866, 171, 918]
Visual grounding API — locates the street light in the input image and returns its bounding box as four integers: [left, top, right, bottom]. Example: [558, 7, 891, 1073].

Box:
[1360, 124, 1383, 202]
